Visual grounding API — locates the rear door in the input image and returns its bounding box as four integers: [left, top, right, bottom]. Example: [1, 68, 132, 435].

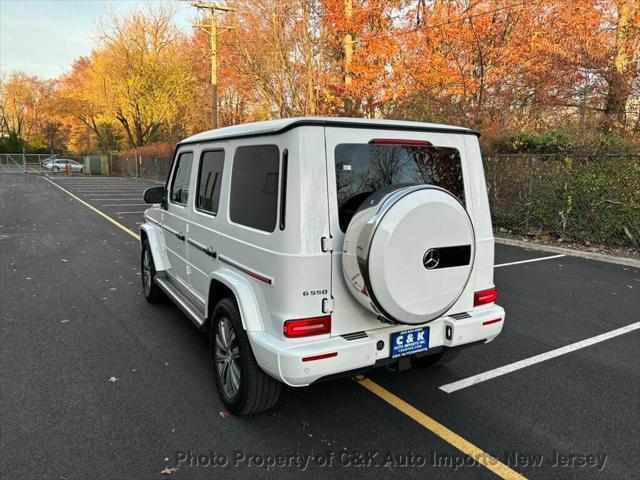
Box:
[188, 145, 226, 304]
[324, 127, 473, 335]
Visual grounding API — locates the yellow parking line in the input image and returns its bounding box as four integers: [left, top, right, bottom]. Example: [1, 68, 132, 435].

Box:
[44, 175, 524, 480]
[43, 177, 140, 241]
[356, 377, 526, 480]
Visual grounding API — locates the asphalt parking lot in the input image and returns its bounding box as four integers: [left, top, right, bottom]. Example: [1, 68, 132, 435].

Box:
[1, 172, 638, 480]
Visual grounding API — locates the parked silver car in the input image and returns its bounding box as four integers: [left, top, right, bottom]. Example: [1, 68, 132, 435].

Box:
[43, 158, 83, 173]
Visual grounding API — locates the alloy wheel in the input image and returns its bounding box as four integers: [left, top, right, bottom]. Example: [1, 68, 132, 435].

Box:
[142, 248, 152, 296]
[215, 317, 241, 398]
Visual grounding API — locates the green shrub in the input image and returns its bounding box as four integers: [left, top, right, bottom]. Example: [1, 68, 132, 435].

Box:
[485, 154, 640, 249]
[491, 131, 573, 154]
[491, 130, 639, 155]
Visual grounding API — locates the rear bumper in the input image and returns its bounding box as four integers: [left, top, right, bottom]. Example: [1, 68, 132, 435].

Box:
[248, 304, 505, 387]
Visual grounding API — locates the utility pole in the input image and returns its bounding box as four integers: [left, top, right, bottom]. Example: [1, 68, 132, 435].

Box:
[343, 0, 353, 115]
[192, 2, 234, 129]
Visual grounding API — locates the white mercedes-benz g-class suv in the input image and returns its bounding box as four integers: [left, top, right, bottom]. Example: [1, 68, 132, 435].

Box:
[140, 117, 504, 415]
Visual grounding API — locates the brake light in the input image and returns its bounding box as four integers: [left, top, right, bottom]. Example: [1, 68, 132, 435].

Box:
[283, 316, 331, 338]
[369, 139, 432, 146]
[474, 288, 498, 306]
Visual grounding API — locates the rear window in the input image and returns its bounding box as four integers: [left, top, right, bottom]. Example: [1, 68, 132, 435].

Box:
[335, 143, 464, 231]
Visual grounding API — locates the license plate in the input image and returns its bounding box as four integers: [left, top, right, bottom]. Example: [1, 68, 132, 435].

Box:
[391, 327, 430, 359]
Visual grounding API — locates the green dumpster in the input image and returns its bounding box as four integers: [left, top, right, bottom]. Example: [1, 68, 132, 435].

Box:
[83, 155, 106, 175]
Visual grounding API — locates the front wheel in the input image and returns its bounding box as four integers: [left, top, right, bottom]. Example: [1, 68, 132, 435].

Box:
[211, 298, 281, 415]
[141, 240, 165, 303]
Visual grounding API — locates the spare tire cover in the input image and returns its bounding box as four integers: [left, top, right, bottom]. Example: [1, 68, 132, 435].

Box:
[341, 185, 475, 325]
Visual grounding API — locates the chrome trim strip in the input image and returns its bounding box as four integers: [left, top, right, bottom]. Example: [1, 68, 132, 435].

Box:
[218, 255, 273, 285]
[187, 238, 217, 258]
[162, 224, 178, 235]
[161, 224, 184, 241]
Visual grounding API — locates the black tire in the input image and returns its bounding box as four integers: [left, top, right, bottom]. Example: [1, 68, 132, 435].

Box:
[53, 166, 60, 172]
[211, 298, 281, 415]
[411, 349, 461, 368]
[141, 240, 165, 303]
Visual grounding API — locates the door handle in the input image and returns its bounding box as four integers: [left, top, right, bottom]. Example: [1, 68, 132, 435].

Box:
[176, 232, 185, 241]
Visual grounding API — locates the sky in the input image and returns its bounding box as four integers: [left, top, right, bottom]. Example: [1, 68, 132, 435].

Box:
[0, 0, 194, 79]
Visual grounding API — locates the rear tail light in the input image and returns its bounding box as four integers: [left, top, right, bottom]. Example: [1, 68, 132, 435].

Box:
[283, 316, 331, 338]
[474, 288, 498, 306]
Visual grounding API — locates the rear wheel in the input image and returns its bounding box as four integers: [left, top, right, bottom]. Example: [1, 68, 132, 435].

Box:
[141, 240, 165, 303]
[211, 298, 281, 415]
[412, 349, 461, 368]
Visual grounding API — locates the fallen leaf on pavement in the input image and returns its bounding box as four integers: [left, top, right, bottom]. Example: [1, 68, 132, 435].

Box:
[60, 320, 70, 324]
[108, 376, 119, 383]
[160, 467, 178, 475]
[219, 410, 231, 418]
[299, 420, 311, 429]
[61, 259, 68, 263]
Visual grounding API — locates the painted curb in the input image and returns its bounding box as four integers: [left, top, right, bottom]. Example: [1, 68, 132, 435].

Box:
[495, 237, 640, 268]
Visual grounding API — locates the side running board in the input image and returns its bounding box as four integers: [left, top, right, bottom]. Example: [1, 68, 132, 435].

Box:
[155, 277, 207, 329]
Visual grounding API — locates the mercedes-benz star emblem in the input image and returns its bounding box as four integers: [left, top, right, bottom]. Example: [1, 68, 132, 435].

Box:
[423, 249, 440, 270]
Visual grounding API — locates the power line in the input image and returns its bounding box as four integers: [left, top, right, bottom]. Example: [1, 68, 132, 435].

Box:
[354, 0, 534, 45]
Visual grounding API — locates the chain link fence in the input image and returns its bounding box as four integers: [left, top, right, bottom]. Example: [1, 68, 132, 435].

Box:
[9, 145, 637, 251]
[0, 153, 90, 174]
[484, 153, 640, 250]
[109, 144, 173, 182]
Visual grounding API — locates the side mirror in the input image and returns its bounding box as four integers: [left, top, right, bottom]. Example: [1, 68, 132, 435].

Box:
[143, 186, 165, 204]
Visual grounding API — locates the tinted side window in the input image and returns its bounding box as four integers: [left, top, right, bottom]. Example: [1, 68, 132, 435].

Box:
[170, 152, 194, 205]
[230, 145, 279, 232]
[196, 150, 225, 215]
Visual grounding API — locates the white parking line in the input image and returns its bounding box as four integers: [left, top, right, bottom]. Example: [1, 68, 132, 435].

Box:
[83, 193, 144, 196]
[439, 322, 640, 393]
[60, 184, 148, 186]
[91, 198, 140, 201]
[67, 186, 149, 188]
[115, 211, 146, 214]
[494, 254, 565, 268]
[101, 203, 149, 207]
[57, 185, 149, 188]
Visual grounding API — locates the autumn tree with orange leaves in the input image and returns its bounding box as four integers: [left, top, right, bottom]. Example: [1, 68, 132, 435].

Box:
[0, 0, 637, 154]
